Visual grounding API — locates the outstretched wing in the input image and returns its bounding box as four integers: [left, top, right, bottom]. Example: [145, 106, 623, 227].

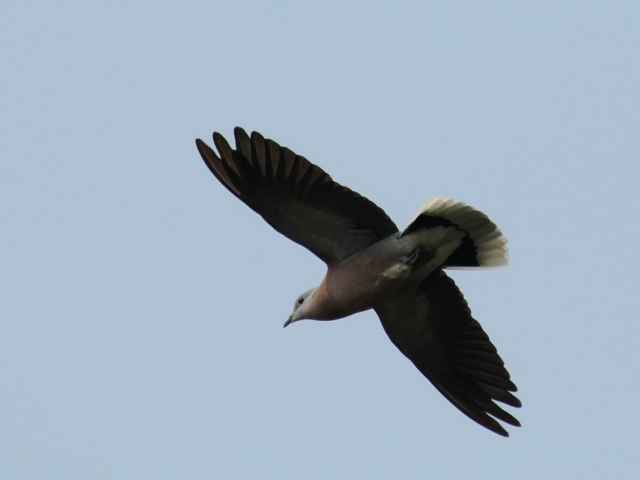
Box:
[375, 269, 521, 436]
[196, 128, 398, 265]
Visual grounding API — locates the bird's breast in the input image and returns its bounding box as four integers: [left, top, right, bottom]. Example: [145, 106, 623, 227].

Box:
[316, 240, 416, 319]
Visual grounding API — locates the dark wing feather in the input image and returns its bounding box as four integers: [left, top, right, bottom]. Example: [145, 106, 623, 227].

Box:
[375, 269, 520, 436]
[197, 127, 398, 264]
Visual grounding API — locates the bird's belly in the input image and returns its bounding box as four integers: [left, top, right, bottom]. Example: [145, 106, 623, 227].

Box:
[321, 252, 417, 319]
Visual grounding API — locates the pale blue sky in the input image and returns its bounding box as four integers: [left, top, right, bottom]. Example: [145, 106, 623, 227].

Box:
[2, 2, 639, 478]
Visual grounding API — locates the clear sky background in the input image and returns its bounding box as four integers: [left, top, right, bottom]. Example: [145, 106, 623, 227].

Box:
[2, 2, 639, 479]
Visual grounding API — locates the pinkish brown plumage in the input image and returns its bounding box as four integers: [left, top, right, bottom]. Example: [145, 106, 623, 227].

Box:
[196, 127, 519, 436]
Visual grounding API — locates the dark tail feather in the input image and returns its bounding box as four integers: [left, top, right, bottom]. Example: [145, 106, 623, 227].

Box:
[401, 197, 509, 269]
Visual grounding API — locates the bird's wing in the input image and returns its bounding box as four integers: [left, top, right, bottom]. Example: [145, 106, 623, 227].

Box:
[197, 127, 398, 264]
[375, 269, 521, 436]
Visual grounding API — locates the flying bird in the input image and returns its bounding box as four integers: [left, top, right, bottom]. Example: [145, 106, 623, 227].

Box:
[196, 127, 520, 436]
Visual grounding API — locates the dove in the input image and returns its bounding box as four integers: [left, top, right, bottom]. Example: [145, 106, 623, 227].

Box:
[196, 127, 520, 436]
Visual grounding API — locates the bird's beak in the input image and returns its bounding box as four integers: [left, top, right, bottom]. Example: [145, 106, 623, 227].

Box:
[283, 316, 294, 328]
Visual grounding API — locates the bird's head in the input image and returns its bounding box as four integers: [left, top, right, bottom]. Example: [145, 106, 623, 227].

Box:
[284, 287, 318, 328]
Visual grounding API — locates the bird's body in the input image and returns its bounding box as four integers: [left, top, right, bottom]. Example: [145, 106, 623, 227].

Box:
[196, 127, 520, 436]
[306, 228, 465, 320]
[306, 235, 415, 320]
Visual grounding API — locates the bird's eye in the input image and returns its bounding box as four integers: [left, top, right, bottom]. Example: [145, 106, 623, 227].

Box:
[297, 297, 304, 305]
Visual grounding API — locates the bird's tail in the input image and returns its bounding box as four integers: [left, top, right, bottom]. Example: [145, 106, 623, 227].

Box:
[401, 197, 509, 269]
